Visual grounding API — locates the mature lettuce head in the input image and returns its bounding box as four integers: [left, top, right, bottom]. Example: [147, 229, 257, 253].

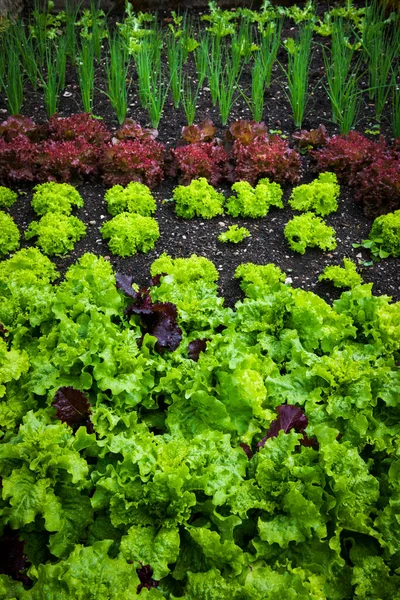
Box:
[289, 172, 340, 216]
[0, 247, 59, 285]
[105, 181, 157, 216]
[173, 178, 225, 219]
[100, 212, 160, 257]
[25, 213, 87, 256]
[31, 182, 84, 216]
[284, 212, 337, 254]
[0, 185, 17, 209]
[0, 211, 20, 257]
[226, 178, 283, 218]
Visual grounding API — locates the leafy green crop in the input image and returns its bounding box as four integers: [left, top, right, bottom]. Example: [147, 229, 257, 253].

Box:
[355, 210, 400, 260]
[289, 172, 340, 216]
[105, 182, 157, 217]
[173, 177, 225, 219]
[100, 212, 160, 256]
[1, 250, 400, 598]
[0, 211, 20, 257]
[284, 212, 337, 254]
[0, 185, 18, 209]
[25, 213, 87, 256]
[218, 225, 250, 243]
[31, 182, 84, 216]
[226, 178, 283, 218]
[234, 262, 286, 291]
[319, 258, 363, 288]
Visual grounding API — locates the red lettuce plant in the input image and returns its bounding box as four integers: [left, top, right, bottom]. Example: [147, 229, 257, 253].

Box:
[233, 135, 302, 185]
[292, 124, 330, 153]
[38, 140, 101, 182]
[102, 139, 165, 188]
[180, 119, 217, 144]
[52, 386, 93, 432]
[0, 136, 39, 183]
[226, 120, 268, 146]
[115, 119, 159, 142]
[169, 142, 229, 185]
[311, 131, 388, 184]
[355, 156, 400, 218]
[48, 113, 111, 146]
[0, 115, 46, 142]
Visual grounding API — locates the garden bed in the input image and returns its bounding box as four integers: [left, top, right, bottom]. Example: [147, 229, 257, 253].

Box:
[1, 2, 400, 598]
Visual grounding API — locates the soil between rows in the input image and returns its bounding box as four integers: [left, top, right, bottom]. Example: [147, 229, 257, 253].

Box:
[4, 1, 400, 305]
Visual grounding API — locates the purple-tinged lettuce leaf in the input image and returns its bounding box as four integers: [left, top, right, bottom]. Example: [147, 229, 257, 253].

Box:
[0, 323, 7, 338]
[188, 338, 208, 361]
[136, 564, 159, 593]
[115, 272, 137, 299]
[125, 288, 182, 352]
[0, 527, 30, 585]
[52, 386, 92, 432]
[257, 405, 317, 449]
[240, 443, 253, 460]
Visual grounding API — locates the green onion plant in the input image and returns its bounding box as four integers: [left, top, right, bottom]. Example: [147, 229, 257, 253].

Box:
[0, 37, 24, 114]
[194, 30, 209, 89]
[208, 37, 222, 106]
[181, 76, 199, 125]
[217, 48, 242, 126]
[11, 20, 39, 90]
[104, 31, 130, 124]
[42, 37, 67, 117]
[249, 54, 266, 122]
[360, 0, 400, 121]
[323, 18, 362, 132]
[391, 71, 400, 138]
[281, 24, 313, 128]
[257, 17, 283, 90]
[77, 39, 95, 113]
[65, 0, 81, 64]
[167, 34, 184, 109]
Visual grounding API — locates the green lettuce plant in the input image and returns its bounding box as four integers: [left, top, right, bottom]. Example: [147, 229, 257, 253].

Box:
[354, 209, 400, 260]
[0, 186, 17, 209]
[173, 177, 225, 219]
[284, 212, 337, 254]
[235, 262, 286, 291]
[1, 249, 400, 596]
[226, 178, 283, 218]
[25, 213, 86, 256]
[104, 182, 156, 217]
[319, 258, 363, 288]
[218, 225, 250, 243]
[0, 247, 59, 285]
[100, 212, 159, 257]
[0, 211, 20, 257]
[289, 172, 340, 216]
[31, 182, 84, 216]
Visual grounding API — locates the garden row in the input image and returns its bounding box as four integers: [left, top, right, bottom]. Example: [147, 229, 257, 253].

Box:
[2, 176, 399, 263]
[1, 0, 399, 133]
[1, 114, 400, 219]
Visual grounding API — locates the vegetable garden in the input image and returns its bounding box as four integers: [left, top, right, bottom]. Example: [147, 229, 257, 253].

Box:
[1, 0, 400, 598]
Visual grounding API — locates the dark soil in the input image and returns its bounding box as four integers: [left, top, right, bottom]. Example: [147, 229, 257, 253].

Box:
[4, 1, 400, 306]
